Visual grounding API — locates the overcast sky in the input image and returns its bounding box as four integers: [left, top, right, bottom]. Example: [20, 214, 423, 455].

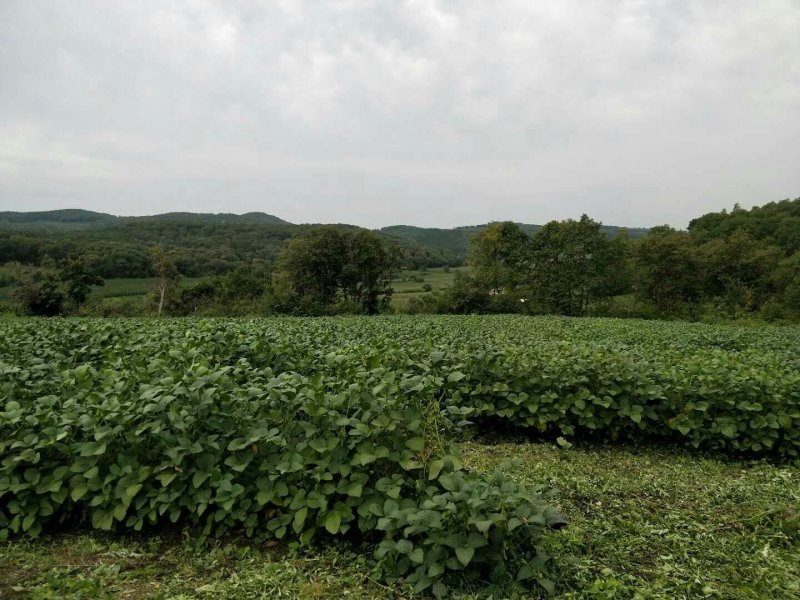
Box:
[1, 1, 798, 228]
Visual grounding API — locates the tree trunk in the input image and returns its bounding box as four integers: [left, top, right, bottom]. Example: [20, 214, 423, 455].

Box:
[158, 284, 165, 316]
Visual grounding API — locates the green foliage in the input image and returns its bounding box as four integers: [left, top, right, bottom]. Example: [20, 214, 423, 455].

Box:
[1, 315, 799, 594]
[634, 226, 701, 313]
[151, 247, 180, 316]
[275, 227, 396, 314]
[468, 221, 529, 291]
[58, 256, 104, 305]
[2, 439, 798, 599]
[170, 265, 273, 316]
[5, 199, 800, 321]
[0, 317, 569, 596]
[688, 197, 800, 254]
[10, 257, 104, 316]
[11, 272, 65, 316]
[0, 272, 16, 288]
[420, 217, 632, 317]
[397, 200, 800, 322]
[176, 278, 222, 314]
[1, 209, 647, 281]
[221, 264, 269, 300]
[529, 215, 624, 315]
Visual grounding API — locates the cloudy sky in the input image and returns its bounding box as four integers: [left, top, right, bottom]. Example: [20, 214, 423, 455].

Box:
[1, 1, 798, 228]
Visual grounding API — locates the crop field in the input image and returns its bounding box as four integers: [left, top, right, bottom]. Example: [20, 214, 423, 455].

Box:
[1, 316, 799, 598]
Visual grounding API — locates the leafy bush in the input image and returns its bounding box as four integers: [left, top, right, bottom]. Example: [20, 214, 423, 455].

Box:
[11, 273, 65, 316]
[2, 315, 799, 594]
[0, 272, 16, 287]
[0, 318, 564, 596]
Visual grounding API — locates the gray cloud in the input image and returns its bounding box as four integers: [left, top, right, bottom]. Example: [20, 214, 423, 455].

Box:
[1, 0, 798, 227]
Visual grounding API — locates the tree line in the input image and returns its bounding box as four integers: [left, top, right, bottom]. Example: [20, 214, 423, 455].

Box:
[10, 226, 396, 317]
[0, 220, 457, 278]
[412, 200, 799, 321]
[5, 198, 799, 321]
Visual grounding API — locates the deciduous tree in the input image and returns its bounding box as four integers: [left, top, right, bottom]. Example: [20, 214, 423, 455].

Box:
[530, 215, 613, 315]
[152, 247, 180, 316]
[469, 221, 529, 291]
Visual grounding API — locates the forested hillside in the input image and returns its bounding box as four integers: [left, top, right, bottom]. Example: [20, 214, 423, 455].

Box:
[0, 209, 645, 277]
[688, 199, 800, 254]
[0, 209, 117, 230]
[1, 198, 798, 321]
[0, 209, 289, 229]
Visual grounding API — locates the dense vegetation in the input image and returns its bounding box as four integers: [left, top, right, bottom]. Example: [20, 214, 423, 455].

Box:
[3, 440, 797, 599]
[0, 209, 641, 278]
[1, 317, 798, 592]
[414, 199, 800, 321]
[1, 198, 798, 320]
[0, 317, 571, 595]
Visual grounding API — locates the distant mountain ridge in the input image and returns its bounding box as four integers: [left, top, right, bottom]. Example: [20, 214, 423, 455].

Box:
[0, 209, 290, 229]
[0, 208, 650, 271]
[1, 209, 648, 239]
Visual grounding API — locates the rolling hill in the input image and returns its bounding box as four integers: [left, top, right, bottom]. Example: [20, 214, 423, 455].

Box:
[0, 209, 649, 276]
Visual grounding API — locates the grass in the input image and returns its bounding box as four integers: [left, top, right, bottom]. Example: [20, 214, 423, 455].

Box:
[390, 267, 469, 310]
[2, 439, 797, 599]
[90, 278, 162, 299]
[90, 278, 202, 302]
[1, 267, 455, 311]
[0, 278, 203, 311]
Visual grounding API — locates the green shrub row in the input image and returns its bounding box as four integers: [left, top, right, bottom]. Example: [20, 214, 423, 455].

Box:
[2, 316, 798, 594]
[0, 319, 565, 596]
[457, 343, 800, 456]
[194, 315, 800, 458]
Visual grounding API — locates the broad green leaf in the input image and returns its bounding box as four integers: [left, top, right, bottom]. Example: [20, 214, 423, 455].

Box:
[293, 507, 308, 534]
[428, 459, 444, 480]
[71, 485, 89, 502]
[455, 546, 474, 566]
[405, 437, 425, 452]
[324, 511, 341, 534]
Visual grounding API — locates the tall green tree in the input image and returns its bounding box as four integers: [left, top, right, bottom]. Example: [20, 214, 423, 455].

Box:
[340, 229, 397, 314]
[634, 226, 701, 313]
[12, 272, 65, 316]
[275, 226, 348, 306]
[275, 227, 395, 314]
[696, 231, 782, 315]
[771, 251, 800, 318]
[468, 221, 529, 291]
[221, 263, 269, 300]
[602, 228, 635, 297]
[152, 247, 180, 316]
[529, 215, 614, 315]
[11, 257, 104, 316]
[58, 256, 104, 305]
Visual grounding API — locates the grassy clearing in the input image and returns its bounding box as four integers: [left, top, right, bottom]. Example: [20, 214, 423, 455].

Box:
[2, 266, 452, 311]
[390, 267, 469, 310]
[89, 278, 160, 299]
[0, 278, 203, 311]
[90, 278, 203, 300]
[464, 440, 800, 599]
[391, 267, 468, 293]
[2, 440, 797, 599]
